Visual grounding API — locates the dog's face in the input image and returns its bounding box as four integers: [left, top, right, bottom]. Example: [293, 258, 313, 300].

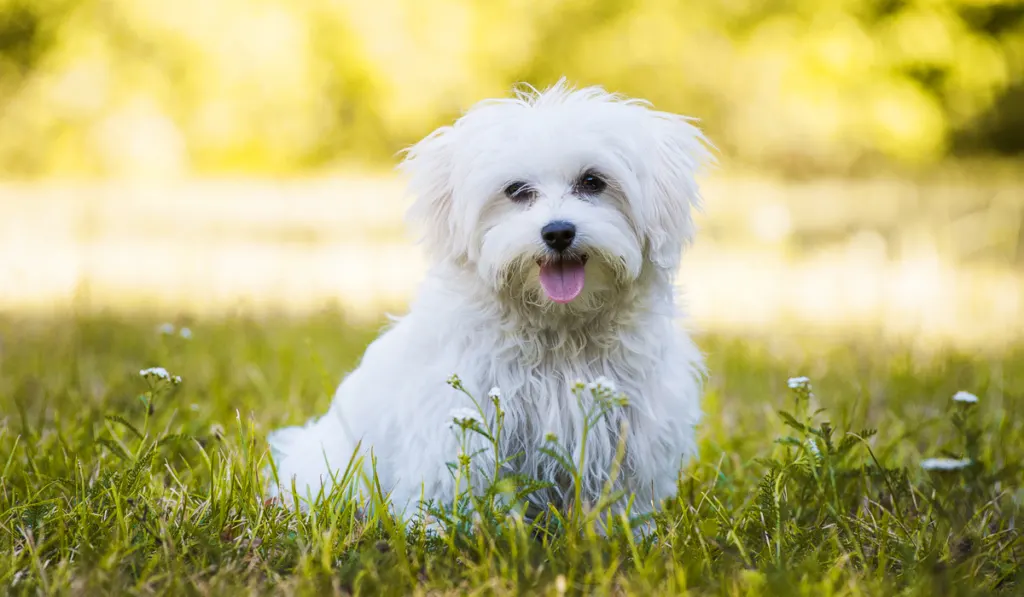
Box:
[402, 82, 713, 310]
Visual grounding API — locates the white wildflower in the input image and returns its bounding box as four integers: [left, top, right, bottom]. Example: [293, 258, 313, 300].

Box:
[952, 391, 978, 404]
[806, 438, 821, 456]
[787, 376, 812, 390]
[586, 376, 617, 393]
[209, 423, 225, 439]
[555, 574, 568, 595]
[157, 323, 176, 335]
[140, 366, 182, 384]
[140, 366, 169, 380]
[447, 407, 484, 431]
[179, 327, 193, 339]
[487, 386, 501, 400]
[921, 457, 972, 471]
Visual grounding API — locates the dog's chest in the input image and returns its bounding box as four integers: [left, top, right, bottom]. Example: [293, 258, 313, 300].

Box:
[478, 334, 648, 432]
[464, 321, 649, 400]
[476, 352, 643, 504]
[438, 315, 682, 503]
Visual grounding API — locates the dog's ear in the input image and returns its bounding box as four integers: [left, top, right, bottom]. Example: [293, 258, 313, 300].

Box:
[400, 125, 467, 263]
[641, 112, 715, 271]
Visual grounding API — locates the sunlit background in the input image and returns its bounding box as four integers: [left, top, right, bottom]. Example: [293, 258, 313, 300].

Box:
[2, 0, 1023, 347]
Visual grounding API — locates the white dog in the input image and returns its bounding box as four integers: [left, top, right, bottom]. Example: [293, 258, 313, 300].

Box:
[267, 80, 713, 526]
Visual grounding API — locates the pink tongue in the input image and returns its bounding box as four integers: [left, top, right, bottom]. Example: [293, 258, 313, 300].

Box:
[539, 261, 586, 303]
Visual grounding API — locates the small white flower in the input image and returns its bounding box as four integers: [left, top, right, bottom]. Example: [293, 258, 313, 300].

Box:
[586, 376, 617, 393]
[179, 327, 193, 339]
[555, 574, 568, 595]
[447, 407, 484, 430]
[487, 386, 501, 400]
[952, 391, 978, 404]
[140, 367, 182, 384]
[141, 367, 170, 380]
[921, 457, 972, 471]
[805, 438, 821, 456]
[788, 376, 812, 390]
[157, 323, 176, 335]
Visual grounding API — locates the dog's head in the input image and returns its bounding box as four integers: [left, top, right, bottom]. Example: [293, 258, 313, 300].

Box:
[401, 80, 714, 310]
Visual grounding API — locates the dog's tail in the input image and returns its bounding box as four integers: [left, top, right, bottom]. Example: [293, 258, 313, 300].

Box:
[265, 413, 356, 509]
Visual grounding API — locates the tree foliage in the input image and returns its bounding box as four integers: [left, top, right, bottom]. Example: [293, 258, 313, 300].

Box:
[1, 0, 1022, 177]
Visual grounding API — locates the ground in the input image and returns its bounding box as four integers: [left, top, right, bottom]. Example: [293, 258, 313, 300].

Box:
[0, 311, 1021, 595]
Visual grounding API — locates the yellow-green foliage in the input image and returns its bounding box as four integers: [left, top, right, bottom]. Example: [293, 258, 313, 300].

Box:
[0, 0, 1022, 176]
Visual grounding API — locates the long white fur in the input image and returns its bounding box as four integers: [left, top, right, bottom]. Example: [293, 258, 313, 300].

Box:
[267, 80, 715, 523]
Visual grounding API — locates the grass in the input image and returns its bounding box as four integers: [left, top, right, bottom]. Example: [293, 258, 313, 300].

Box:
[0, 310, 1021, 595]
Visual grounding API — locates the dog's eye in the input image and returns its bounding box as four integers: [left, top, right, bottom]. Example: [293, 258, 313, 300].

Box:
[503, 181, 534, 202]
[575, 171, 607, 195]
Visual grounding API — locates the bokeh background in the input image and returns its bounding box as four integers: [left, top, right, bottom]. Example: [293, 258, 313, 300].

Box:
[2, 0, 1023, 347]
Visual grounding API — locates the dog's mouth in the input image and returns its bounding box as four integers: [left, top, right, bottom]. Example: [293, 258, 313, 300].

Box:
[536, 254, 588, 303]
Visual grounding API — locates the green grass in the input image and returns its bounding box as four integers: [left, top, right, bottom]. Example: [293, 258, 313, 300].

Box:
[0, 311, 1021, 595]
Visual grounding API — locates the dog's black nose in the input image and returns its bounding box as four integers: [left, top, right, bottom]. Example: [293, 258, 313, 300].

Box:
[541, 221, 576, 252]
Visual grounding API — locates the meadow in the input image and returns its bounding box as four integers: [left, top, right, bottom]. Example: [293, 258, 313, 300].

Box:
[1, 310, 1021, 595]
[3, 0, 1023, 593]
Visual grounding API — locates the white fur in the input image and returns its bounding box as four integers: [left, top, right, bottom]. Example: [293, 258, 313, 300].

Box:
[267, 80, 714, 524]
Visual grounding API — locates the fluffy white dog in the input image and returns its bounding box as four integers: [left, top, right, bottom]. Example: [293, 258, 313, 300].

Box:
[267, 80, 714, 525]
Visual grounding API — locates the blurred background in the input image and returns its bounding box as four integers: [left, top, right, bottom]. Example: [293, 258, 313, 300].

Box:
[1, 0, 1023, 347]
